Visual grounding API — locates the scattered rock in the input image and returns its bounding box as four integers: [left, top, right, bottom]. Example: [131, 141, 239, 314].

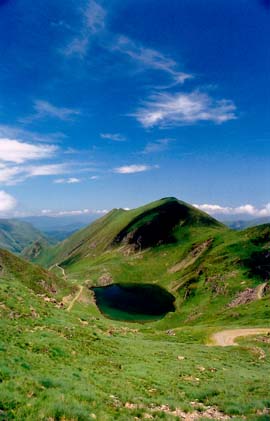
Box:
[98, 272, 113, 286]
[122, 400, 232, 420]
[182, 375, 200, 383]
[166, 329, 175, 336]
[228, 287, 259, 308]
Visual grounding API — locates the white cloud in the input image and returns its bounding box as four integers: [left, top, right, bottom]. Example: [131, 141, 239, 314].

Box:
[0, 163, 69, 185]
[134, 91, 237, 128]
[41, 208, 108, 217]
[0, 124, 66, 144]
[54, 177, 81, 184]
[114, 164, 158, 174]
[64, 0, 106, 57]
[193, 203, 270, 217]
[100, 133, 126, 142]
[0, 191, 17, 213]
[0, 165, 23, 184]
[0, 138, 57, 163]
[90, 175, 99, 180]
[0, 136, 73, 185]
[32, 100, 80, 121]
[113, 36, 191, 84]
[143, 138, 173, 154]
[26, 164, 68, 177]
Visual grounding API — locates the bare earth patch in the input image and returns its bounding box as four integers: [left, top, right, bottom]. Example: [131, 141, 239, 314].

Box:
[228, 282, 267, 308]
[209, 328, 270, 346]
[168, 239, 213, 274]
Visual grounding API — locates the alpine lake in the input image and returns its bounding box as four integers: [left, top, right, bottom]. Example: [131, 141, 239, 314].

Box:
[92, 283, 175, 322]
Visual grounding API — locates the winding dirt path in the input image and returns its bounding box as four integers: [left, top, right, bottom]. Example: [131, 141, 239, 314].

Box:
[210, 328, 270, 346]
[49, 263, 67, 281]
[67, 286, 84, 312]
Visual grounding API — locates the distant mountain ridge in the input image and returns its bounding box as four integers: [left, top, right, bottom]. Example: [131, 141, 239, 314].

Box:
[224, 216, 270, 230]
[19, 215, 98, 242]
[0, 219, 46, 254]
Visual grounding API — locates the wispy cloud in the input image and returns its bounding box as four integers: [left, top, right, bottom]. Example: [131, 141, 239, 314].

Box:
[85, 0, 106, 33]
[30, 100, 80, 121]
[100, 133, 126, 142]
[90, 175, 99, 180]
[113, 164, 158, 174]
[64, 0, 106, 57]
[63, 2, 191, 88]
[60, 2, 237, 132]
[0, 124, 66, 144]
[0, 137, 68, 185]
[41, 208, 108, 217]
[54, 177, 81, 184]
[113, 36, 192, 85]
[26, 164, 69, 177]
[133, 91, 237, 128]
[194, 203, 270, 217]
[0, 135, 77, 185]
[0, 190, 17, 213]
[0, 138, 57, 163]
[143, 138, 173, 154]
[0, 163, 69, 185]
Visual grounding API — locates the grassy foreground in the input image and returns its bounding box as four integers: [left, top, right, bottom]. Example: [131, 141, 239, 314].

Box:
[1, 198, 270, 420]
[1, 261, 270, 420]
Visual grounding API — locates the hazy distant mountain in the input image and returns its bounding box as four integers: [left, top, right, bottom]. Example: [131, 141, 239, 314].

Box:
[224, 217, 270, 230]
[0, 219, 46, 254]
[19, 215, 99, 242]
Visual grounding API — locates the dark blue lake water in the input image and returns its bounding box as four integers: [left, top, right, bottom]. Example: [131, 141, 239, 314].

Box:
[92, 283, 175, 322]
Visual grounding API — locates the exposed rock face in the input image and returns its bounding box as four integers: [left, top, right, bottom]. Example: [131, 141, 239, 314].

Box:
[168, 238, 213, 273]
[228, 283, 268, 307]
[98, 272, 113, 286]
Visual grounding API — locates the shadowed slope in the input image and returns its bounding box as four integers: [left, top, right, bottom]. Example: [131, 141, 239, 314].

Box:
[34, 197, 224, 267]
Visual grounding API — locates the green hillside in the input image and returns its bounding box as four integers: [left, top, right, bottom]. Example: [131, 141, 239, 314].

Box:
[0, 219, 47, 255]
[33, 197, 269, 327]
[35, 197, 224, 267]
[0, 248, 64, 295]
[1, 198, 270, 420]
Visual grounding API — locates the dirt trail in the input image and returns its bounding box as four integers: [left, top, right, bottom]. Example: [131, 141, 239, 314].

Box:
[67, 286, 84, 312]
[210, 328, 270, 346]
[49, 263, 67, 281]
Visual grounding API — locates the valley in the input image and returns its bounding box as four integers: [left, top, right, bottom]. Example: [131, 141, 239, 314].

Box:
[0, 198, 270, 420]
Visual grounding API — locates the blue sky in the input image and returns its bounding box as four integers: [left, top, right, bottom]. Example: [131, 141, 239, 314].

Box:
[0, 0, 269, 218]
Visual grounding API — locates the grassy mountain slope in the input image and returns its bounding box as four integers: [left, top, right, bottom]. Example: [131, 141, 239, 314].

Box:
[32, 197, 270, 328]
[1, 246, 270, 420]
[0, 219, 46, 254]
[35, 197, 224, 267]
[1, 199, 270, 419]
[0, 248, 64, 295]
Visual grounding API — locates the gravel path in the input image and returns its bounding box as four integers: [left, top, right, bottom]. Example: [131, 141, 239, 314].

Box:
[210, 328, 270, 346]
